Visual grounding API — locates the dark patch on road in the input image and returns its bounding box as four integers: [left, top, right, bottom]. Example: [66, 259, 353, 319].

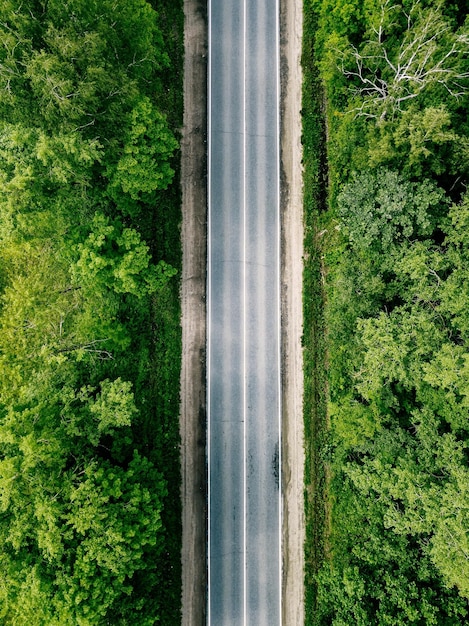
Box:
[272, 441, 279, 488]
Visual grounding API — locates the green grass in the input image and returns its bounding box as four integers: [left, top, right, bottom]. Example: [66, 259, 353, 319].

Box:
[136, 1, 184, 620]
[302, 1, 329, 622]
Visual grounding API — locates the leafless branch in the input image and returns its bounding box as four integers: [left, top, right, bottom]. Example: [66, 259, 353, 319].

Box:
[338, 0, 469, 118]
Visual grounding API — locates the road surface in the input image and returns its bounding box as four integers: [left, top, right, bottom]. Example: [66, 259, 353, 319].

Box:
[207, 0, 281, 624]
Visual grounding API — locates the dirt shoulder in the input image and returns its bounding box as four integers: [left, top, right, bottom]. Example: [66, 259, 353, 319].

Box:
[180, 1, 207, 624]
[280, 0, 305, 624]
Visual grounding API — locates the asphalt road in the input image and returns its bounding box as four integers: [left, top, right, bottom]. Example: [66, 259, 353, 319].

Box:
[207, 1, 281, 624]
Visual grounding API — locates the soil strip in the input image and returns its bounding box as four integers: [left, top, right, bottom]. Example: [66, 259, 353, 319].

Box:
[180, 1, 207, 624]
[280, 0, 305, 624]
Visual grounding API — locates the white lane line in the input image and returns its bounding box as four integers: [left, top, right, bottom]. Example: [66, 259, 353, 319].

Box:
[207, 0, 212, 622]
[276, 0, 282, 622]
[242, 0, 247, 622]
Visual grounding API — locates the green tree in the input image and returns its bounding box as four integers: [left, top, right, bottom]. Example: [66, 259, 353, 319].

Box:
[366, 104, 465, 177]
[0, 0, 170, 133]
[70, 212, 177, 299]
[55, 453, 166, 624]
[338, 168, 446, 261]
[338, 1, 469, 119]
[0, 0, 182, 622]
[105, 96, 178, 215]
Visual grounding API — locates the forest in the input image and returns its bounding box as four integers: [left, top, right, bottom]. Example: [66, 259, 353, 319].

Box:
[303, 0, 469, 623]
[0, 0, 183, 624]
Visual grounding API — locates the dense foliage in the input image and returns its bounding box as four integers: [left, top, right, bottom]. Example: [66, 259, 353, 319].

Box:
[0, 0, 182, 623]
[304, 0, 469, 623]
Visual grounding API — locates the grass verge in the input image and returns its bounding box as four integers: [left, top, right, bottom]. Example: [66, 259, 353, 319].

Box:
[302, 1, 329, 622]
[139, 0, 184, 620]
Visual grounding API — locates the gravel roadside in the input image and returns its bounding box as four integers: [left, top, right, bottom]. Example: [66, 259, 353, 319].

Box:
[180, 1, 207, 624]
[280, 0, 305, 624]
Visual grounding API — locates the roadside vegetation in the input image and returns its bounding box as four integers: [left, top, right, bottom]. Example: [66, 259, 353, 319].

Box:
[303, 0, 469, 623]
[0, 1, 183, 623]
[302, 0, 328, 617]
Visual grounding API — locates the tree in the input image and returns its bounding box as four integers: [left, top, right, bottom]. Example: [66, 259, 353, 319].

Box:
[338, 0, 469, 119]
[70, 212, 177, 299]
[60, 378, 139, 447]
[365, 104, 465, 176]
[0, 0, 170, 134]
[315, 454, 469, 624]
[0, 442, 168, 623]
[56, 452, 167, 624]
[338, 168, 446, 262]
[0, 0, 182, 622]
[105, 96, 178, 215]
[346, 416, 469, 600]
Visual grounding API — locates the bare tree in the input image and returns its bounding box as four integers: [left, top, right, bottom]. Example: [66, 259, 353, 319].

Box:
[338, 0, 469, 119]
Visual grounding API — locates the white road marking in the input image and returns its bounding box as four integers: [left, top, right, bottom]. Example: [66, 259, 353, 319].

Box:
[207, 0, 212, 622]
[276, 0, 282, 620]
[242, 0, 248, 623]
[275, 0, 283, 624]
